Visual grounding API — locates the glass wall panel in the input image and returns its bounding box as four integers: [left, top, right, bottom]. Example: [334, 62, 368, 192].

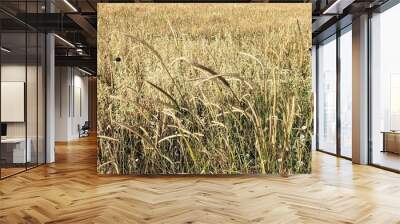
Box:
[317, 35, 337, 154]
[339, 26, 352, 158]
[38, 0, 47, 165]
[27, 31, 38, 169]
[1, 30, 28, 177]
[38, 32, 46, 165]
[371, 3, 400, 171]
[0, 1, 46, 179]
[26, 0, 45, 169]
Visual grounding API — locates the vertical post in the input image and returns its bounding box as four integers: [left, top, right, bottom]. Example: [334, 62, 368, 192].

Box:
[46, 0, 55, 163]
[25, 2, 28, 170]
[352, 14, 369, 164]
[336, 28, 341, 157]
[36, 0, 39, 167]
[0, 21, 2, 179]
[367, 12, 373, 165]
[315, 45, 320, 151]
[312, 45, 318, 151]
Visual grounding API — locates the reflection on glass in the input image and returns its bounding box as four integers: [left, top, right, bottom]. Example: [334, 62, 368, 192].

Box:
[371, 3, 400, 171]
[340, 26, 352, 158]
[1, 31, 27, 177]
[0, 1, 47, 179]
[318, 35, 337, 154]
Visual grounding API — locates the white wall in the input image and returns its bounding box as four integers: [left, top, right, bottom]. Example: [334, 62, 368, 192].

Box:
[55, 67, 89, 141]
[72, 73, 89, 138]
[55, 67, 70, 141]
[1, 63, 46, 164]
[1, 64, 25, 81]
[1, 65, 40, 138]
[1, 65, 26, 139]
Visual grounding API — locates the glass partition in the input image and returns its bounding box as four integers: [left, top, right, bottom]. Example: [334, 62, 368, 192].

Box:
[317, 35, 337, 154]
[0, 1, 46, 179]
[1, 31, 28, 177]
[371, 3, 400, 171]
[339, 26, 352, 158]
[27, 31, 38, 169]
[38, 32, 46, 165]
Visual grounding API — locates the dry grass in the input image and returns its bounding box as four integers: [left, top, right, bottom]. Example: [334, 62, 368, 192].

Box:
[97, 3, 312, 175]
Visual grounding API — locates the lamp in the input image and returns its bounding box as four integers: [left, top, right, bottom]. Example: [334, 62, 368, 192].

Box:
[1, 47, 11, 53]
[63, 0, 78, 12]
[54, 34, 75, 48]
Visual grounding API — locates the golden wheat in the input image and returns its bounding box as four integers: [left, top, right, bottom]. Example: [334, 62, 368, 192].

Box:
[97, 3, 312, 175]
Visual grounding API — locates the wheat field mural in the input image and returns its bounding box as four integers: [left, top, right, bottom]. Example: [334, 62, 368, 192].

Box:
[97, 3, 312, 176]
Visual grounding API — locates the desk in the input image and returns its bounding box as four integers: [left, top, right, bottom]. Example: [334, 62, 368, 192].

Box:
[1, 138, 31, 163]
[382, 131, 400, 154]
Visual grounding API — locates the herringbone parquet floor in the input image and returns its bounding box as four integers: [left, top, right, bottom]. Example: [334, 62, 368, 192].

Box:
[1, 136, 400, 224]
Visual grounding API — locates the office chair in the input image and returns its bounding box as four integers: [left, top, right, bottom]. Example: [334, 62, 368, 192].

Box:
[79, 121, 90, 138]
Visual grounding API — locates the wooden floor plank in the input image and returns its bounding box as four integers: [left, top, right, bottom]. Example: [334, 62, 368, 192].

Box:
[0, 136, 400, 223]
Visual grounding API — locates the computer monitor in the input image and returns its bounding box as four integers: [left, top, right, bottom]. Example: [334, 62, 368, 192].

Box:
[1, 123, 7, 137]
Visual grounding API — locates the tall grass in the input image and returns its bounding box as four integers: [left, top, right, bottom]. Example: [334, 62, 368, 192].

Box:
[97, 3, 312, 175]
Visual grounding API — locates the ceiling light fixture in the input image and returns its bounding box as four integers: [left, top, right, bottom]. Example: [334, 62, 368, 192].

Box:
[76, 48, 87, 56]
[323, 0, 355, 15]
[63, 0, 78, 12]
[54, 34, 75, 48]
[78, 67, 94, 76]
[1, 47, 11, 53]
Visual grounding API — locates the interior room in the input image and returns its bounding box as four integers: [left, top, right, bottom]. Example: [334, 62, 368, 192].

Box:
[0, 11, 46, 178]
[0, 0, 96, 179]
[0, 0, 400, 223]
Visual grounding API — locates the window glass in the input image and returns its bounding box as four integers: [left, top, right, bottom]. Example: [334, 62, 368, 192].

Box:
[340, 26, 352, 158]
[0, 1, 46, 179]
[371, 3, 400, 171]
[1, 31, 28, 177]
[317, 35, 337, 154]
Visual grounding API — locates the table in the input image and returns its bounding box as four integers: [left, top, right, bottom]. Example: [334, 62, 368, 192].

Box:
[382, 131, 400, 154]
[1, 138, 32, 164]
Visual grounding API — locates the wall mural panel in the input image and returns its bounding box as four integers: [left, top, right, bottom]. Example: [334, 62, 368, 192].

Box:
[97, 3, 312, 175]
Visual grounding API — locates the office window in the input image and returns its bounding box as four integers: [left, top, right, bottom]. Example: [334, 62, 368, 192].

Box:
[0, 1, 46, 179]
[317, 35, 337, 154]
[1, 31, 28, 178]
[340, 26, 352, 158]
[371, 3, 400, 171]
